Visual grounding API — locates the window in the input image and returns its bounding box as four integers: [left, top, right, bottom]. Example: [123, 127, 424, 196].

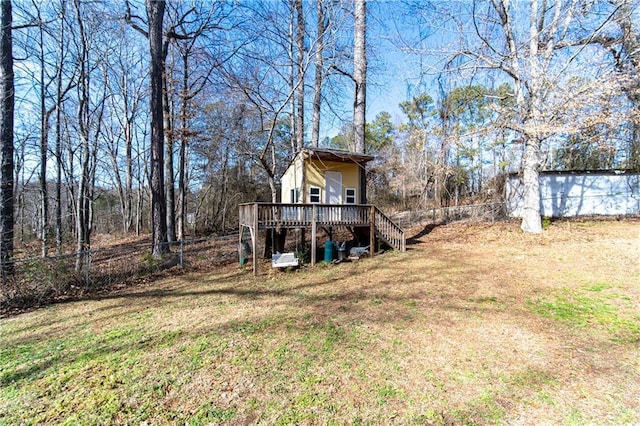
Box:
[345, 188, 357, 204]
[290, 188, 299, 203]
[309, 186, 321, 203]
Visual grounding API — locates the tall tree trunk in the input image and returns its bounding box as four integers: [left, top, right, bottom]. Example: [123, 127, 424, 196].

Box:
[177, 52, 188, 241]
[14, 137, 23, 243]
[147, 0, 168, 256]
[38, 18, 48, 257]
[75, 122, 90, 274]
[163, 72, 175, 243]
[519, 0, 543, 233]
[311, 0, 326, 148]
[436, 104, 451, 207]
[124, 105, 133, 234]
[353, 0, 367, 202]
[491, 0, 544, 233]
[54, 0, 69, 254]
[86, 83, 105, 240]
[65, 119, 76, 238]
[288, 2, 296, 155]
[55, 29, 64, 253]
[353, 0, 366, 154]
[295, 0, 305, 151]
[116, 71, 134, 235]
[521, 134, 542, 233]
[74, 0, 91, 272]
[0, 0, 14, 276]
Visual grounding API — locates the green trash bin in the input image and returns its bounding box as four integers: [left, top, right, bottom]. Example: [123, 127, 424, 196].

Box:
[324, 241, 336, 262]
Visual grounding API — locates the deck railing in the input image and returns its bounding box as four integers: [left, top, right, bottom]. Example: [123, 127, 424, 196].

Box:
[239, 203, 371, 228]
[240, 203, 405, 252]
[239, 203, 405, 274]
[373, 206, 406, 252]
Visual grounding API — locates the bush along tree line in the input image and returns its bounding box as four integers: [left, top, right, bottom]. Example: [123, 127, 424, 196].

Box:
[0, 0, 638, 280]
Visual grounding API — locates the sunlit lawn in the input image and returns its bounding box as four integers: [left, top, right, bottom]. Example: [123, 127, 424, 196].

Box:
[1, 219, 639, 425]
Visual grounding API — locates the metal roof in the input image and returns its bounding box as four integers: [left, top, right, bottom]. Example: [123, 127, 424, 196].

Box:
[300, 147, 375, 164]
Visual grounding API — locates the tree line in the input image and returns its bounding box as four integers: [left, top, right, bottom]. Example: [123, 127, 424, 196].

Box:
[0, 0, 369, 276]
[0, 0, 638, 280]
[395, 0, 640, 232]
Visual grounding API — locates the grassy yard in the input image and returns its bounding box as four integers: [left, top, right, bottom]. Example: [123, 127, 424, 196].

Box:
[1, 219, 639, 425]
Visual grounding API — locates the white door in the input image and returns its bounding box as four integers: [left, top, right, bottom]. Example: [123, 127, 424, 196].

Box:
[325, 171, 342, 204]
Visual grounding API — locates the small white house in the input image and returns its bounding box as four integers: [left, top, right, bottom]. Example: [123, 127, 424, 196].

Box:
[506, 170, 640, 218]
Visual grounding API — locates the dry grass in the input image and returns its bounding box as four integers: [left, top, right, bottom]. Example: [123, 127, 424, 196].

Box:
[1, 219, 639, 424]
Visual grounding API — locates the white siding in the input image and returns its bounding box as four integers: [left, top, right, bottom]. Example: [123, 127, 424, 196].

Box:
[280, 155, 304, 203]
[506, 172, 640, 218]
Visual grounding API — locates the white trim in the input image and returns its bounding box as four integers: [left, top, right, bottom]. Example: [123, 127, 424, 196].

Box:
[345, 187, 357, 204]
[309, 186, 321, 203]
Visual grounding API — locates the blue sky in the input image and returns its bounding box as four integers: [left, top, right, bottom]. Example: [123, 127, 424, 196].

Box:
[322, 1, 430, 137]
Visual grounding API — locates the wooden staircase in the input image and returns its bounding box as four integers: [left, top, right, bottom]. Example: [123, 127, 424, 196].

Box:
[372, 206, 406, 252]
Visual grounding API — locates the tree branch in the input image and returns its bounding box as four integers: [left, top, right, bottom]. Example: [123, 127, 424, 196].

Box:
[328, 64, 354, 82]
[124, 0, 148, 38]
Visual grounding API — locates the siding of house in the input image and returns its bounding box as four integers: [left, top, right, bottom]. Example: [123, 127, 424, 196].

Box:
[506, 172, 640, 218]
[305, 159, 360, 203]
[280, 155, 304, 203]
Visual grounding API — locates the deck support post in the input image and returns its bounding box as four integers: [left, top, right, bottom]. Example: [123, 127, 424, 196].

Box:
[238, 226, 243, 264]
[253, 203, 258, 275]
[238, 203, 405, 274]
[311, 205, 317, 266]
[369, 205, 375, 257]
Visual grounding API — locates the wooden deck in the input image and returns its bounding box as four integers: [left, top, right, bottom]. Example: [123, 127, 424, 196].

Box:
[239, 203, 405, 274]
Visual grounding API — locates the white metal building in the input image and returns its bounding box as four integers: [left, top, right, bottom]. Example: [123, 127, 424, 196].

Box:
[506, 170, 640, 218]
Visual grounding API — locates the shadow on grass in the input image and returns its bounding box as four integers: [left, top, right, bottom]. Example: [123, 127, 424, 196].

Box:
[0, 245, 555, 406]
[2, 219, 441, 319]
[78, 251, 504, 329]
[406, 221, 445, 245]
[4, 220, 639, 424]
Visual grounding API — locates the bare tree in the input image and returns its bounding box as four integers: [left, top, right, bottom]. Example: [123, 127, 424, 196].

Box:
[72, 0, 110, 271]
[311, 0, 327, 148]
[53, 0, 74, 254]
[163, 52, 176, 243]
[163, 2, 224, 242]
[103, 37, 147, 235]
[353, 0, 366, 153]
[175, 41, 199, 240]
[17, 0, 77, 256]
[553, 0, 640, 170]
[174, 32, 226, 240]
[125, 0, 232, 245]
[594, 0, 640, 169]
[146, 0, 168, 256]
[70, 0, 91, 271]
[444, 0, 620, 232]
[34, 2, 53, 257]
[221, 1, 316, 202]
[294, 0, 305, 152]
[0, 0, 14, 275]
[354, 0, 367, 203]
[165, 2, 224, 241]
